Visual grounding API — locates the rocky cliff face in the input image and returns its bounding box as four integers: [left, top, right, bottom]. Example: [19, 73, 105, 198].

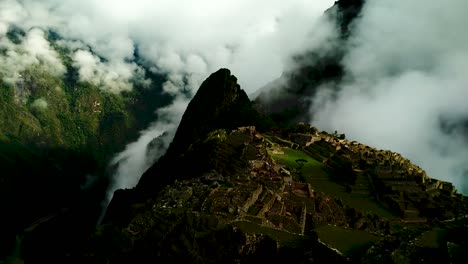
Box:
[137, 68, 263, 193]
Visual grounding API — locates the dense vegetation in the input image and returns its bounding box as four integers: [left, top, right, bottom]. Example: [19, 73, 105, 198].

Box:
[0, 32, 173, 259]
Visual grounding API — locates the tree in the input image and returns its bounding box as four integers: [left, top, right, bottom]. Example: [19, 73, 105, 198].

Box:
[295, 158, 308, 167]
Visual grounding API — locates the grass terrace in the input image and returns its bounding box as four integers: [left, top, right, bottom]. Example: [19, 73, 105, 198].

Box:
[315, 225, 381, 257]
[267, 142, 397, 219]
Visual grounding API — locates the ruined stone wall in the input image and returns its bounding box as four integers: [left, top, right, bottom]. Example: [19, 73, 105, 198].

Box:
[257, 194, 277, 217]
[307, 184, 314, 198]
[241, 185, 263, 214]
[299, 205, 307, 235]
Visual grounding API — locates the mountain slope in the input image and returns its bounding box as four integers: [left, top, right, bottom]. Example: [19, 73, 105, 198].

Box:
[96, 69, 467, 263]
[104, 68, 268, 225]
[0, 30, 173, 259]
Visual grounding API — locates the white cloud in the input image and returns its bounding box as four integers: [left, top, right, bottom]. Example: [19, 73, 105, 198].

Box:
[2, 0, 335, 93]
[0, 28, 65, 94]
[0, 0, 337, 211]
[311, 0, 468, 194]
[100, 94, 190, 222]
[31, 97, 48, 109]
[24, 28, 65, 73]
[0, 0, 26, 35]
[72, 49, 146, 92]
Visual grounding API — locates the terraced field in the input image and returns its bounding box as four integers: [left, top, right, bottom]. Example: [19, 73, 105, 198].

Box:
[232, 220, 301, 244]
[415, 228, 444, 248]
[267, 140, 396, 219]
[307, 167, 396, 218]
[315, 225, 381, 256]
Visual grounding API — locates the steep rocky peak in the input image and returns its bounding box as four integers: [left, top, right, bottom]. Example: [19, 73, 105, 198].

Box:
[190, 68, 242, 107]
[179, 68, 244, 124]
[135, 68, 260, 193]
[167, 68, 255, 156]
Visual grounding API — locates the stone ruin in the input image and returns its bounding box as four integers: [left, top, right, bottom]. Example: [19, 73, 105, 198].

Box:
[276, 126, 462, 221]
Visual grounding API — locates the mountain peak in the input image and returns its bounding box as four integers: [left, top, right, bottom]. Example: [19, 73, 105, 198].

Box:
[136, 68, 260, 192]
[166, 68, 249, 155]
[105, 69, 262, 224]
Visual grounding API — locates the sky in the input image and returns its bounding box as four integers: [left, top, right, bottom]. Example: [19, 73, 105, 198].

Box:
[310, 0, 468, 194]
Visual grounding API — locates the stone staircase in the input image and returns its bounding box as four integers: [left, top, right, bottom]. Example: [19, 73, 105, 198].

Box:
[351, 170, 371, 198]
[299, 204, 307, 235]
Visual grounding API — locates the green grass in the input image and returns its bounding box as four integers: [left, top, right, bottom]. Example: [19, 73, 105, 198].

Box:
[269, 147, 324, 183]
[269, 147, 323, 168]
[315, 225, 380, 256]
[232, 220, 301, 244]
[306, 167, 396, 218]
[416, 228, 444, 248]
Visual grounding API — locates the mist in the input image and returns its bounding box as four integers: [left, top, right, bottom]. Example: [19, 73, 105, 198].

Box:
[310, 0, 468, 194]
[98, 95, 189, 222]
[0, 0, 338, 210]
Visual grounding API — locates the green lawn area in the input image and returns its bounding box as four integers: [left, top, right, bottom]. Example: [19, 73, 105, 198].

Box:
[232, 220, 301, 244]
[303, 166, 341, 192]
[306, 167, 396, 218]
[269, 147, 323, 168]
[315, 225, 381, 256]
[346, 197, 396, 219]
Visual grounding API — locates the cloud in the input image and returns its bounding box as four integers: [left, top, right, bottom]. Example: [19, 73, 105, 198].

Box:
[31, 97, 48, 109]
[108, 95, 189, 191]
[1, 0, 337, 214]
[310, 0, 468, 194]
[1, 0, 335, 94]
[72, 49, 147, 92]
[0, 28, 66, 80]
[99, 94, 189, 222]
[0, 0, 26, 35]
